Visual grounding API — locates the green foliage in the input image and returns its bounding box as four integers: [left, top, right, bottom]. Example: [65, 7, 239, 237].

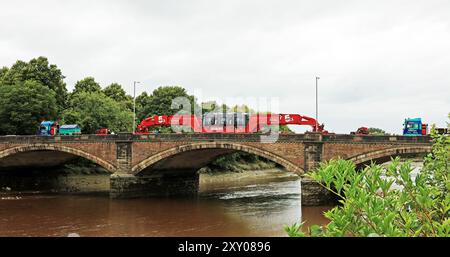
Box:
[286, 132, 449, 237]
[202, 152, 278, 173]
[72, 77, 102, 95]
[0, 67, 8, 81]
[147, 86, 196, 116]
[201, 101, 228, 114]
[284, 223, 306, 237]
[0, 80, 58, 135]
[103, 83, 133, 111]
[62, 92, 133, 134]
[103, 83, 128, 101]
[368, 127, 387, 135]
[0, 57, 67, 112]
[103, 83, 127, 101]
[135, 91, 153, 121]
[202, 102, 256, 114]
[231, 104, 255, 113]
[280, 125, 294, 134]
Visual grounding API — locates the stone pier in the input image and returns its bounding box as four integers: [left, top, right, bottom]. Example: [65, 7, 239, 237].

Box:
[300, 176, 336, 206]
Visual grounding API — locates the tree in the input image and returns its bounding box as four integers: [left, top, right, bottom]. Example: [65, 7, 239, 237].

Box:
[0, 67, 8, 81]
[135, 91, 153, 122]
[103, 83, 127, 102]
[368, 127, 387, 135]
[231, 104, 255, 113]
[0, 80, 58, 135]
[280, 125, 294, 134]
[142, 86, 197, 117]
[0, 60, 27, 85]
[201, 101, 221, 114]
[285, 128, 450, 237]
[0, 57, 67, 111]
[205, 151, 276, 173]
[103, 83, 133, 111]
[62, 92, 133, 134]
[201, 101, 233, 114]
[72, 77, 102, 95]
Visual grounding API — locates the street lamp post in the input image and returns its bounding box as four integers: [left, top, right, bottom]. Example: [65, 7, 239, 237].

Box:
[315, 76, 320, 130]
[133, 81, 140, 133]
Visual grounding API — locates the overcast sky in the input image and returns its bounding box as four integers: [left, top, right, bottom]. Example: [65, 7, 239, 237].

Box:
[0, 0, 449, 134]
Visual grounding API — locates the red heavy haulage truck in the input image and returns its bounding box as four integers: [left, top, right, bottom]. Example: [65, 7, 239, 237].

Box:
[135, 113, 328, 134]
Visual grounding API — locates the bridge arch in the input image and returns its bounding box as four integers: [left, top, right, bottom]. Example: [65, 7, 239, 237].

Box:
[347, 146, 432, 167]
[0, 144, 116, 172]
[132, 142, 304, 175]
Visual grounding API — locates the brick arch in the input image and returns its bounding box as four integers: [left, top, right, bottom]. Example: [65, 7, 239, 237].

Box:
[0, 144, 116, 172]
[132, 142, 304, 175]
[347, 146, 432, 166]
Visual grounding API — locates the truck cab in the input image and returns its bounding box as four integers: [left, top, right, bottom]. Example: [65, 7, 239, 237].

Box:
[38, 121, 58, 136]
[95, 128, 110, 135]
[403, 118, 428, 136]
[351, 127, 369, 135]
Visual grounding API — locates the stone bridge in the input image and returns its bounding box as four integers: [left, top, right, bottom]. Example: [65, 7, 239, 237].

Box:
[0, 133, 432, 201]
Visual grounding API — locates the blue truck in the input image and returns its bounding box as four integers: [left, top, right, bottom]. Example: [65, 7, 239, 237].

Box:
[38, 121, 59, 136]
[403, 118, 428, 136]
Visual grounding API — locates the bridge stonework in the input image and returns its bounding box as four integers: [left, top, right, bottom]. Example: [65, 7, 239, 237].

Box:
[0, 133, 432, 204]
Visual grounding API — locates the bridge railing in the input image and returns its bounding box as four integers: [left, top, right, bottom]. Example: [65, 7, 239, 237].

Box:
[0, 133, 432, 144]
[0, 134, 125, 142]
[322, 134, 432, 143]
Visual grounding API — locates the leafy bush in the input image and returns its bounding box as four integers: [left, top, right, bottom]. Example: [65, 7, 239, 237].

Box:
[203, 152, 278, 173]
[286, 131, 449, 237]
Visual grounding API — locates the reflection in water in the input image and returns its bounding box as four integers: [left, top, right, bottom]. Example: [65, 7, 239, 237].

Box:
[0, 180, 331, 237]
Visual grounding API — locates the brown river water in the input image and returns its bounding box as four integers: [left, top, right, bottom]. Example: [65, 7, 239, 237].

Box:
[0, 179, 331, 237]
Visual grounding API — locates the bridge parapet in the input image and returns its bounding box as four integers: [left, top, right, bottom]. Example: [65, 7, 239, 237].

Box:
[323, 134, 432, 144]
[0, 133, 433, 144]
[0, 134, 128, 143]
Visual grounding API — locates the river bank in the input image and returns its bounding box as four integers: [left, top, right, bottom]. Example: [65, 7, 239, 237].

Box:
[199, 168, 299, 192]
